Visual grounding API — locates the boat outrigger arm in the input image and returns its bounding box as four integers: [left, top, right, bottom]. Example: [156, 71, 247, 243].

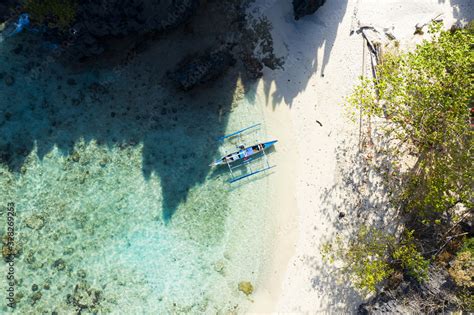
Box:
[216, 123, 261, 142]
[212, 124, 277, 183]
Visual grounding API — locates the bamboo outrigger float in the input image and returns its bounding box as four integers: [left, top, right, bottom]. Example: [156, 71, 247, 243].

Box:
[210, 123, 277, 183]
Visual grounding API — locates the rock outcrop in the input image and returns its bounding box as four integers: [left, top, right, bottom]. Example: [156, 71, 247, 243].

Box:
[238, 281, 254, 296]
[169, 49, 236, 90]
[358, 266, 461, 314]
[67, 281, 102, 313]
[0, 0, 18, 24]
[29, 0, 200, 58]
[293, 0, 326, 20]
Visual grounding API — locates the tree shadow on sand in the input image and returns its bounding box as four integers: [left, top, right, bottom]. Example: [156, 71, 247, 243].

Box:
[437, 0, 474, 24]
[301, 133, 405, 312]
[254, 0, 349, 108]
[0, 1, 349, 221]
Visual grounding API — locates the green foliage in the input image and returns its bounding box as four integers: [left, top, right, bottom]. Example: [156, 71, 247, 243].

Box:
[24, 0, 77, 30]
[355, 259, 394, 293]
[457, 287, 474, 311]
[322, 230, 394, 293]
[339, 22, 473, 302]
[349, 23, 473, 218]
[460, 237, 474, 256]
[322, 227, 388, 293]
[392, 230, 429, 281]
[322, 227, 430, 293]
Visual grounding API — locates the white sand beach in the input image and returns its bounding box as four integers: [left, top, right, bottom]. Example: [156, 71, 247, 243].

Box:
[249, 0, 473, 313]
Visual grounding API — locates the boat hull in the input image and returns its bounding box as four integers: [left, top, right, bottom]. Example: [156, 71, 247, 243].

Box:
[211, 140, 277, 167]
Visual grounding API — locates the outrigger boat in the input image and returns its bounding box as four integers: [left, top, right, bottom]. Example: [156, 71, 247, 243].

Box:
[211, 123, 277, 183]
[210, 140, 278, 167]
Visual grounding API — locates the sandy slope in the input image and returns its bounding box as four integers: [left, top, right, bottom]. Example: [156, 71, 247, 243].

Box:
[249, 0, 473, 313]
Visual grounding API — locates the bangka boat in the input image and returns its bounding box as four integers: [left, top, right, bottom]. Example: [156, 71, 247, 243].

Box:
[211, 123, 277, 183]
[210, 140, 278, 167]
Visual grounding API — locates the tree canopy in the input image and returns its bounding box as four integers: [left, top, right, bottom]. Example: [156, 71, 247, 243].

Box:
[327, 22, 473, 300]
[350, 22, 473, 220]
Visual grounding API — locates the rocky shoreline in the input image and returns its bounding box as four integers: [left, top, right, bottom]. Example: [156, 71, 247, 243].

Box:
[1, 0, 326, 88]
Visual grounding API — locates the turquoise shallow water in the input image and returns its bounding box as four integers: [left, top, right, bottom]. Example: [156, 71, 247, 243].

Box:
[0, 32, 274, 313]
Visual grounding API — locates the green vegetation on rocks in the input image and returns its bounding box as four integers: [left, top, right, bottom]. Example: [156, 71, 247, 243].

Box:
[322, 227, 428, 293]
[326, 21, 473, 308]
[349, 22, 473, 220]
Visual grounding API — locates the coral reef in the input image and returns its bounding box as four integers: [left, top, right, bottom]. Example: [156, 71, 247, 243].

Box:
[24, 214, 45, 230]
[240, 16, 283, 79]
[169, 49, 236, 90]
[25, 0, 77, 30]
[4, 73, 15, 86]
[0, 0, 273, 312]
[67, 281, 102, 313]
[64, 0, 200, 58]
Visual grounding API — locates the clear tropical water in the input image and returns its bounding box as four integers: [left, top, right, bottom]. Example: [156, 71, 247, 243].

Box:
[0, 31, 273, 314]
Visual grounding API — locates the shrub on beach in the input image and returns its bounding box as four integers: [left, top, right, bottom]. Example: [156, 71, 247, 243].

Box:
[322, 227, 428, 294]
[331, 21, 473, 301]
[350, 22, 473, 219]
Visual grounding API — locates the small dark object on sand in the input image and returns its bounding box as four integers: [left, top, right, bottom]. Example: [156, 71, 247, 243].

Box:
[316, 120, 323, 127]
[338, 212, 345, 219]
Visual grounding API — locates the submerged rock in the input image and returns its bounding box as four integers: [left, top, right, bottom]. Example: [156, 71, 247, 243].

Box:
[67, 78, 77, 86]
[52, 258, 66, 271]
[2, 236, 21, 261]
[238, 281, 254, 296]
[61, 0, 200, 59]
[67, 281, 102, 312]
[77, 269, 87, 278]
[70, 151, 80, 162]
[4, 74, 14, 86]
[293, 0, 326, 20]
[12, 44, 23, 55]
[0, 1, 18, 24]
[169, 49, 236, 90]
[14, 291, 24, 304]
[25, 252, 36, 264]
[241, 16, 283, 79]
[30, 291, 42, 305]
[213, 260, 225, 274]
[242, 53, 263, 79]
[25, 214, 45, 230]
[2, 245, 13, 260]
